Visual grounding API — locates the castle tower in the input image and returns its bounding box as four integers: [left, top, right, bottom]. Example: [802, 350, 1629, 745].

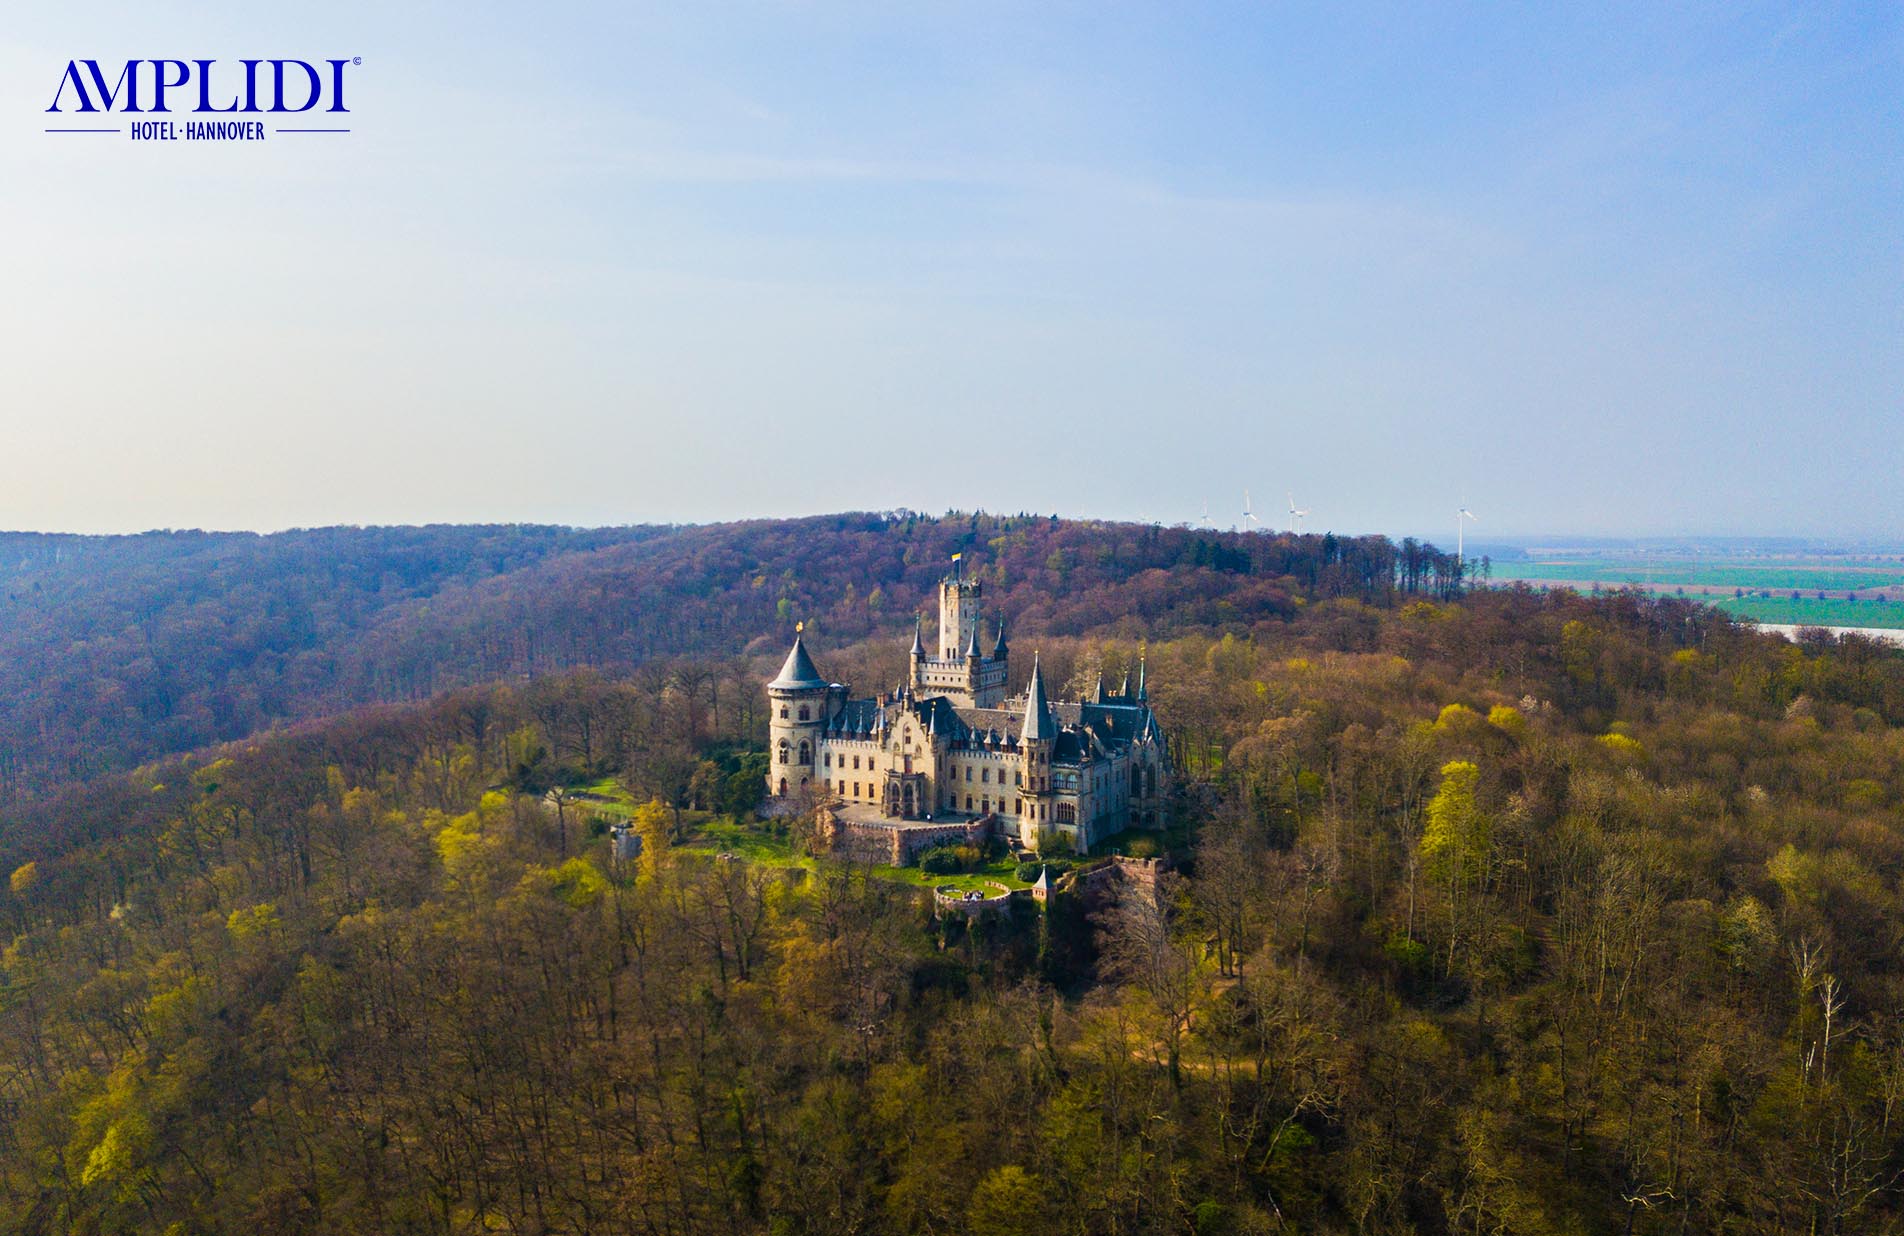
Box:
[765, 627, 831, 799]
[939, 559, 982, 661]
[1016, 653, 1056, 845]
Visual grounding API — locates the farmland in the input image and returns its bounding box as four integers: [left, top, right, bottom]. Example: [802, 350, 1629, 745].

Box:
[1479, 544, 1904, 630]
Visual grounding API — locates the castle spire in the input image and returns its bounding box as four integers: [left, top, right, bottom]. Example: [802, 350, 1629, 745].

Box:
[965, 618, 980, 660]
[1137, 654, 1148, 702]
[769, 629, 827, 690]
[910, 616, 924, 657]
[991, 615, 1008, 658]
[1022, 653, 1055, 743]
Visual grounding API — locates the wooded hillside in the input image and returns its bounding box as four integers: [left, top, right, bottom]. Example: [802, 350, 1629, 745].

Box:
[0, 515, 1459, 797]
[4, 578, 1904, 1234]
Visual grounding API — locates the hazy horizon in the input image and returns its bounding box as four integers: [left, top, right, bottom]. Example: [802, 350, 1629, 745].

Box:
[4, 4, 1899, 538]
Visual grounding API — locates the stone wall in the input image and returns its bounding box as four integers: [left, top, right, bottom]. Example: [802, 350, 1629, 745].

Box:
[816, 806, 996, 866]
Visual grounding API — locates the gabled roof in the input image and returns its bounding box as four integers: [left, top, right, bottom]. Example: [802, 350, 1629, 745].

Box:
[769, 634, 829, 691]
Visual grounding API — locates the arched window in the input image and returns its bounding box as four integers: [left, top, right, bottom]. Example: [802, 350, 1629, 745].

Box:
[778, 739, 790, 764]
[798, 705, 810, 721]
[778, 778, 787, 796]
[779, 705, 789, 719]
[798, 740, 811, 765]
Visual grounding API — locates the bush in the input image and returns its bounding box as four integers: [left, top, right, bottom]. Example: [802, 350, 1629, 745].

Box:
[920, 847, 961, 875]
[1014, 861, 1041, 882]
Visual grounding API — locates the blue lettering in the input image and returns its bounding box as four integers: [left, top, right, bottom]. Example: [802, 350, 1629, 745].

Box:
[269, 60, 322, 113]
[48, 60, 139, 113]
[194, 59, 240, 112]
[149, 59, 189, 112]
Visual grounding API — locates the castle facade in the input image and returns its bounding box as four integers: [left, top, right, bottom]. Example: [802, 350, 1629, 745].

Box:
[765, 560, 1169, 853]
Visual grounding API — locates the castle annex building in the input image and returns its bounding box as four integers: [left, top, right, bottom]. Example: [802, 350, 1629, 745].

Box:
[765, 559, 1168, 853]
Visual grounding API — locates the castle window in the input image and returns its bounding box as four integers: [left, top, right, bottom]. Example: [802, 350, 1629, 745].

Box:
[1015, 771, 1022, 786]
[1013, 798, 1021, 814]
[778, 740, 789, 764]
[824, 753, 831, 767]
[779, 706, 789, 719]
[965, 767, 972, 782]
[981, 768, 990, 783]
[798, 705, 810, 721]
[965, 796, 973, 811]
[1055, 803, 1076, 824]
[798, 740, 811, 765]
[853, 755, 860, 769]
[853, 782, 860, 797]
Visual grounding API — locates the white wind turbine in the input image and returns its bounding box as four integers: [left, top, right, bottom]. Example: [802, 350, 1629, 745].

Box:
[1457, 506, 1478, 562]
[1243, 490, 1262, 531]
[1199, 501, 1215, 530]
[1286, 492, 1311, 535]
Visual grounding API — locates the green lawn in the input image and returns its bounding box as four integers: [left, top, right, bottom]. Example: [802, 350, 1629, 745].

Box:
[872, 856, 1030, 893]
[674, 817, 1031, 890]
[678, 817, 813, 868]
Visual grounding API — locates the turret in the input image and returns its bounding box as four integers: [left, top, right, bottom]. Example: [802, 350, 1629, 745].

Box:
[766, 628, 832, 799]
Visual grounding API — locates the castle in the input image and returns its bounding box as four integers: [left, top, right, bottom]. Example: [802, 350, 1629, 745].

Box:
[765, 558, 1168, 854]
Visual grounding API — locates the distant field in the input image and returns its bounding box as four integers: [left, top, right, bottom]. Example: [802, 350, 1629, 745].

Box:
[1488, 558, 1904, 593]
[1716, 596, 1904, 629]
[1485, 555, 1904, 630]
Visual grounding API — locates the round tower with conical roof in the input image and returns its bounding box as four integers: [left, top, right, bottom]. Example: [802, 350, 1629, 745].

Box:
[766, 627, 832, 799]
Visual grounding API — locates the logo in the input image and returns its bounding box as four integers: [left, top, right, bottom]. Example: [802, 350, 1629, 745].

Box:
[45, 59, 361, 141]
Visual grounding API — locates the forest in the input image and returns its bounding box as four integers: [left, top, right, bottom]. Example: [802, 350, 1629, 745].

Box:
[0, 515, 1460, 798]
[4, 521, 1904, 1232]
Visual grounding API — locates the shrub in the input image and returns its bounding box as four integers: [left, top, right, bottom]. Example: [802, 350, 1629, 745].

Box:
[920, 847, 961, 875]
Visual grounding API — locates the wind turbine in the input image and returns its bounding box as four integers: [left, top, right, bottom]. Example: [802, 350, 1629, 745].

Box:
[1198, 501, 1214, 530]
[1457, 507, 1478, 562]
[1243, 490, 1262, 531]
[1287, 492, 1311, 535]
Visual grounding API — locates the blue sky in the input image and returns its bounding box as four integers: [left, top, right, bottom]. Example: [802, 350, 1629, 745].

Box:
[2, 3, 1898, 537]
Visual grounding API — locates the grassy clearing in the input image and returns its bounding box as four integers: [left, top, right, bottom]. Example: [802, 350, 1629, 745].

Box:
[677, 817, 814, 869]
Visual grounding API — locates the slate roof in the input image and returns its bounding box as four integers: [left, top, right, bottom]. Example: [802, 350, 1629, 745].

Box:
[769, 634, 830, 690]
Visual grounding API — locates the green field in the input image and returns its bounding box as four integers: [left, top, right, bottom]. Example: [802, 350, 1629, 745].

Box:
[1716, 595, 1904, 629]
[1486, 554, 1904, 630]
[1488, 558, 1904, 593]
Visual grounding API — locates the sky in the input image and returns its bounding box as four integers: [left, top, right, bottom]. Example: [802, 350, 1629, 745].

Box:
[1, 3, 1898, 539]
